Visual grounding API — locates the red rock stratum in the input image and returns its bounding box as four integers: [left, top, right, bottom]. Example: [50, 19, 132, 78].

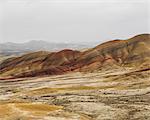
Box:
[0, 34, 150, 78]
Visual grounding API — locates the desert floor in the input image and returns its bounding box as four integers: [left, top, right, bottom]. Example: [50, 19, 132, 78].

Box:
[0, 68, 150, 120]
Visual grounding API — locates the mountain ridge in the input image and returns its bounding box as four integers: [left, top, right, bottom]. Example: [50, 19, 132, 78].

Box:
[0, 40, 93, 56]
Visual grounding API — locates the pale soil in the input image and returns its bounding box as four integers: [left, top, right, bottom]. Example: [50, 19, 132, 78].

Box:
[0, 68, 150, 120]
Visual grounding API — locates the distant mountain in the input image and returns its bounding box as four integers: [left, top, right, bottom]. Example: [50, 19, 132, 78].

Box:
[0, 34, 150, 79]
[0, 40, 93, 56]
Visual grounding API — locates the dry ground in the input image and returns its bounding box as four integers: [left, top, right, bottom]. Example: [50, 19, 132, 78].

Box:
[0, 68, 150, 120]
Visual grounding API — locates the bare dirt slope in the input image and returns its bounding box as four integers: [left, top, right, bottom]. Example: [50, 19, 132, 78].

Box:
[0, 34, 150, 79]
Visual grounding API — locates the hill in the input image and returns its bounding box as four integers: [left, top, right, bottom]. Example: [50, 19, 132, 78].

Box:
[0, 34, 150, 79]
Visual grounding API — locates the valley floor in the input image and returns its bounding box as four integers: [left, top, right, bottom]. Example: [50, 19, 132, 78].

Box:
[0, 68, 150, 120]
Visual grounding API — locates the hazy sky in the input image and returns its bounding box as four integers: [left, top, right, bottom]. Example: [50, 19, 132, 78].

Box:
[0, 0, 149, 43]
